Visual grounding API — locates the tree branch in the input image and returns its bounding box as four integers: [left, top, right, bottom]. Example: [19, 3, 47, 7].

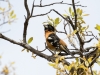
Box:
[24, 0, 30, 17]
[0, 33, 70, 65]
[0, 33, 52, 61]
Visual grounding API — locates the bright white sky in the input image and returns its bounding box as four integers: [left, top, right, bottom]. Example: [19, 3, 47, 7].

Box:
[0, 0, 100, 75]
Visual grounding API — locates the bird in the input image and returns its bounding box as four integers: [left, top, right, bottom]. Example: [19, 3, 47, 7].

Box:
[43, 24, 74, 56]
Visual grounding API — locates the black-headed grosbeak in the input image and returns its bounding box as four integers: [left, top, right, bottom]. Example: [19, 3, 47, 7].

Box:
[43, 24, 74, 56]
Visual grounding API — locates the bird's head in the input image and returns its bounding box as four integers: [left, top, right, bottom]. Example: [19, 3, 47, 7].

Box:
[43, 24, 56, 32]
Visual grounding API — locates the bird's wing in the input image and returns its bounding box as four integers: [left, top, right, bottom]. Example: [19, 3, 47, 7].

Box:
[47, 33, 60, 49]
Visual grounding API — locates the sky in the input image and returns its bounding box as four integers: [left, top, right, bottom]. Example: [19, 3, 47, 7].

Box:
[0, 0, 100, 75]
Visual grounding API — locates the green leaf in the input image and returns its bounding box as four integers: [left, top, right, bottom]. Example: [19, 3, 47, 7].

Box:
[11, 14, 16, 18]
[83, 14, 89, 16]
[47, 15, 53, 22]
[75, 58, 79, 62]
[76, 8, 80, 13]
[79, 9, 82, 16]
[95, 24, 100, 31]
[71, 30, 77, 36]
[77, 16, 83, 20]
[72, 12, 74, 17]
[28, 37, 33, 44]
[0, 7, 5, 11]
[85, 25, 89, 30]
[81, 27, 86, 31]
[88, 57, 92, 63]
[63, 14, 67, 17]
[98, 33, 100, 36]
[69, 7, 72, 14]
[96, 61, 100, 66]
[10, 10, 14, 16]
[48, 21, 53, 25]
[93, 71, 97, 75]
[54, 17, 59, 25]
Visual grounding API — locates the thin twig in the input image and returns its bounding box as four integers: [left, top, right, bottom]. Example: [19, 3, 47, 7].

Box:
[0, 20, 15, 26]
[72, 0, 77, 29]
[65, 56, 78, 59]
[34, 1, 86, 7]
[34, 1, 64, 7]
[32, 9, 52, 17]
[0, 29, 10, 33]
[31, 0, 35, 16]
[63, 20, 68, 35]
[84, 38, 94, 43]
[39, 43, 47, 52]
[40, 0, 42, 6]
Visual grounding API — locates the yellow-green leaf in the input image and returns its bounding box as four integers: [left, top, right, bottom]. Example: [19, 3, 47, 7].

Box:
[10, 10, 14, 16]
[96, 61, 100, 66]
[95, 24, 100, 31]
[75, 58, 79, 62]
[0, 55, 2, 59]
[54, 17, 59, 25]
[0, 7, 3, 11]
[69, 7, 72, 14]
[28, 37, 33, 44]
[98, 33, 100, 36]
[83, 14, 89, 16]
[71, 30, 77, 36]
[77, 8, 80, 13]
[77, 16, 83, 20]
[10, 62, 15, 65]
[88, 57, 93, 63]
[48, 21, 53, 25]
[11, 14, 16, 18]
[93, 70, 97, 75]
[47, 15, 53, 22]
[48, 62, 58, 69]
[85, 25, 89, 30]
[81, 19, 85, 24]
[48, 62, 55, 67]
[79, 9, 82, 16]
[0, 7, 5, 11]
[72, 12, 74, 17]
[81, 27, 86, 31]
[8, 20, 11, 24]
[63, 14, 67, 17]
[79, 64, 88, 70]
